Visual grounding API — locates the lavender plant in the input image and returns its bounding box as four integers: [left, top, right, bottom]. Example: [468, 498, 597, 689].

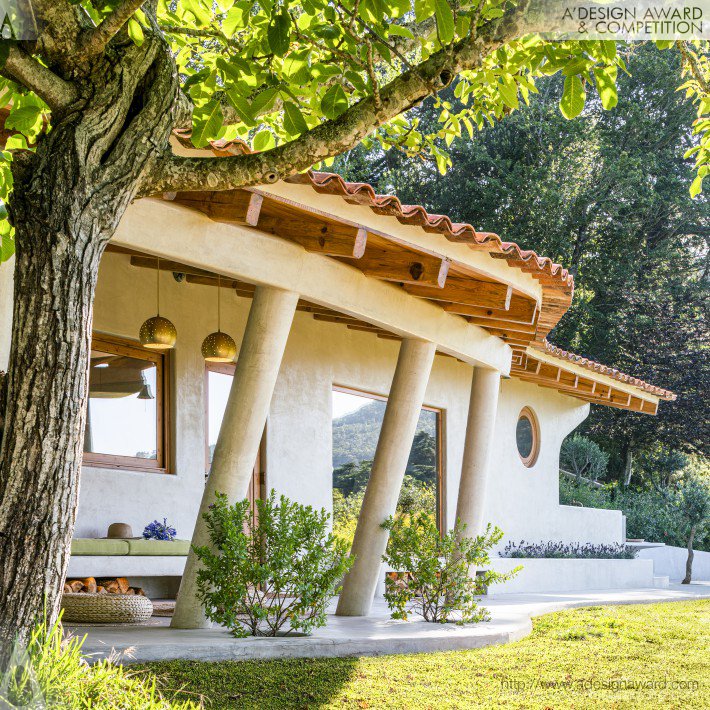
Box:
[501, 541, 637, 559]
[142, 519, 177, 542]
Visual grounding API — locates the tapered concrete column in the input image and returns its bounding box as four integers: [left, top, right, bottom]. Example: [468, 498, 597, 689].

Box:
[455, 367, 501, 538]
[336, 338, 436, 617]
[172, 285, 298, 629]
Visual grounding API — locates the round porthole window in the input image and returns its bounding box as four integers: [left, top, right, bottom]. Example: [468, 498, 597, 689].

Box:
[516, 407, 539, 467]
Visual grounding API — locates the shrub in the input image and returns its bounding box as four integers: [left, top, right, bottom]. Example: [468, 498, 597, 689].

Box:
[560, 435, 609, 482]
[559, 475, 613, 508]
[0, 614, 196, 709]
[381, 514, 518, 624]
[194, 491, 352, 637]
[500, 540, 637, 559]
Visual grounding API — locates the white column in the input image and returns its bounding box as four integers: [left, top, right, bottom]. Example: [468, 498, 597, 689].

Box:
[171, 285, 299, 629]
[455, 367, 501, 538]
[336, 338, 436, 617]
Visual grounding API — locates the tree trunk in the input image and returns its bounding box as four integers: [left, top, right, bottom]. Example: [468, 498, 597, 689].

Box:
[682, 525, 696, 584]
[623, 446, 634, 487]
[0, 35, 180, 649]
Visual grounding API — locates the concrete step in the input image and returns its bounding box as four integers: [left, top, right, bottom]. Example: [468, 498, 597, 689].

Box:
[653, 575, 670, 589]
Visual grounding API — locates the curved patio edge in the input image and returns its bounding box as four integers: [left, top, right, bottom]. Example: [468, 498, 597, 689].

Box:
[74, 584, 710, 664]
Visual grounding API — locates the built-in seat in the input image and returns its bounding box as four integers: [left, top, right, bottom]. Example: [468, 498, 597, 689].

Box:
[67, 538, 190, 579]
[70, 538, 191, 556]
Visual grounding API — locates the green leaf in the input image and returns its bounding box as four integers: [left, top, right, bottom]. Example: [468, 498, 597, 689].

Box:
[593, 65, 618, 110]
[226, 90, 257, 126]
[127, 18, 144, 46]
[0, 224, 14, 262]
[559, 75, 585, 120]
[5, 134, 27, 150]
[321, 84, 348, 120]
[434, 0, 454, 44]
[5, 105, 41, 133]
[283, 101, 308, 135]
[192, 99, 224, 147]
[182, 0, 212, 26]
[387, 25, 415, 39]
[414, 0, 436, 23]
[498, 80, 519, 110]
[268, 9, 291, 58]
[252, 130, 275, 151]
[690, 174, 703, 198]
[250, 87, 279, 116]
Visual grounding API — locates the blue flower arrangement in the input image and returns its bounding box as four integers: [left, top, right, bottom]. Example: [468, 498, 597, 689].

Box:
[142, 518, 177, 541]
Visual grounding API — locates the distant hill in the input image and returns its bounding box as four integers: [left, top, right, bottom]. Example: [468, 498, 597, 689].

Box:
[332, 400, 437, 468]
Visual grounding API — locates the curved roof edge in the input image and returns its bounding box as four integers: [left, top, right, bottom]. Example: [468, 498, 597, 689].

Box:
[536, 340, 676, 400]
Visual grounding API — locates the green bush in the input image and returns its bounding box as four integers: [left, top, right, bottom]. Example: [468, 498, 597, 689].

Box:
[333, 475, 436, 549]
[194, 491, 352, 637]
[559, 476, 613, 508]
[0, 615, 196, 709]
[381, 514, 519, 624]
[560, 434, 609, 482]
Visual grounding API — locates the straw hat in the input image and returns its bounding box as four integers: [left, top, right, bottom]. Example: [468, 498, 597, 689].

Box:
[106, 522, 133, 539]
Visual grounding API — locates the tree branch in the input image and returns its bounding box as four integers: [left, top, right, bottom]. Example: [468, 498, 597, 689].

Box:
[80, 0, 147, 59]
[143, 5, 527, 195]
[0, 46, 77, 111]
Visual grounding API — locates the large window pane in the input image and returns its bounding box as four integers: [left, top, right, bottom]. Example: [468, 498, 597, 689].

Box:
[206, 369, 234, 468]
[332, 388, 441, 548]
[84, 349, 158, 460]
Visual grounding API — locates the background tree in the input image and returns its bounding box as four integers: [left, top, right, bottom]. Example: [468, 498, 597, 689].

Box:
[334, 44, 709, 485]
[679, 477, 710, 583]
[0, 0, 706, 644]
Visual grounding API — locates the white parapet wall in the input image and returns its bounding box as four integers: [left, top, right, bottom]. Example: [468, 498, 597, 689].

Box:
[488, 558, 655, 595]
[636, 545, 710, 582]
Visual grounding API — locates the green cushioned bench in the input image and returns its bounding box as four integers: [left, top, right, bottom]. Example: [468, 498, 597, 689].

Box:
[70, 538, 191, 556]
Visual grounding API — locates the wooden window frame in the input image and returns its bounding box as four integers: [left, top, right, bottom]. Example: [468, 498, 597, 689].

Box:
[516, 406, 540, 468]
[204, 362, 264, 518]
[332, 384, 446, 533]
[83, 332, 171, 474]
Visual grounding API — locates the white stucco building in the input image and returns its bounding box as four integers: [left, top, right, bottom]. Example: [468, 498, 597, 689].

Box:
[0, 138, 676, 621]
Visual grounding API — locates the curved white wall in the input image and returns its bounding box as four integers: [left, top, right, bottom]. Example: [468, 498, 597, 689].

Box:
[65, 251, 622, 548]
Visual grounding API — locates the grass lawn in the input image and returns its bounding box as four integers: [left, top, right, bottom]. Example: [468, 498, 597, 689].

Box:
[142, 600, 709, 709]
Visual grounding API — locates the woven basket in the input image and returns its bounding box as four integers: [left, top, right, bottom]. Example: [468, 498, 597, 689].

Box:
[61, 593, 153, 624]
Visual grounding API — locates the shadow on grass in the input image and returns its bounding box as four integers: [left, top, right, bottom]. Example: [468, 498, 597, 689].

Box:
[142, 656, 360, 709]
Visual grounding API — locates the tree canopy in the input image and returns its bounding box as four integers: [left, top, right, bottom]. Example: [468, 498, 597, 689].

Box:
[332, 44, 709, 482]
[0, 3, 708, 264]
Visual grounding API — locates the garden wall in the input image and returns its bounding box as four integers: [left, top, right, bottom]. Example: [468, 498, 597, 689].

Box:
[487, 558, 655, 594]
[636, 545, 710, 582]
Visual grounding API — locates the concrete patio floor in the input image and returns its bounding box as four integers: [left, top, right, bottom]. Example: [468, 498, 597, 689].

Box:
[71, 583, 710, 664]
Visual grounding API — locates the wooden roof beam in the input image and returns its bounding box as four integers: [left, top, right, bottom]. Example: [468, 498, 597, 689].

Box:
[404, 278, 513, 311]
[172, 190, 263, 226]
[355, 248, 451, 288]
[442, 298, 539, 324]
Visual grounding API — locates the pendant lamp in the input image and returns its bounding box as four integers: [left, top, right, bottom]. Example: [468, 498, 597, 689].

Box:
[202, 274, 237, 362]
[139, 257, 177, 350]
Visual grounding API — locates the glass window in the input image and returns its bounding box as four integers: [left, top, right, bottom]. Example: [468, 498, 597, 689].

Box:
[206, 366, 235, 469]
[204, 362, 262, 518]
[516, 407, 539, 467]
[332, 387, 443, 549]
[83, 334, 168, 471]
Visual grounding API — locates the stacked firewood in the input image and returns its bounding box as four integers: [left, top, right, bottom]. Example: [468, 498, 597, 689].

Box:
[63, 577, 146, 596]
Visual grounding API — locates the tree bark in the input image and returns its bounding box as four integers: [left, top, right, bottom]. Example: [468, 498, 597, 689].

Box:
[0, 35, 180, 649]
[682, 525, 696, 584]
[623, 446, 634, 487]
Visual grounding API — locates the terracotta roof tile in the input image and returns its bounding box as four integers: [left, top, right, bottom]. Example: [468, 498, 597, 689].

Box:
[535, 341, 676, 400]
[285, 171, 575, 293]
